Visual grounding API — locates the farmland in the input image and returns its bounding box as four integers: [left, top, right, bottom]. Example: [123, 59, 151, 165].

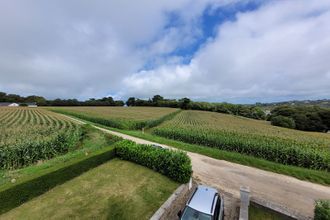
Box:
[0, 108, 82, 169]
[0, 159, 179, 220]
[153, 110, 330, 170]
[48, 106, 179, 130]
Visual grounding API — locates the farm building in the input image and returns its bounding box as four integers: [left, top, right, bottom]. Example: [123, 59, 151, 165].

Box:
[0, 102, 37, 107]
[0, 102, 19, 107]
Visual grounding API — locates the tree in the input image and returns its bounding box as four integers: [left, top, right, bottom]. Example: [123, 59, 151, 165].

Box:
[179, 98, 191, 110]
[126, 97, 136, 106]
[271, 116, 296, 129]
[152, 95, 164, 104]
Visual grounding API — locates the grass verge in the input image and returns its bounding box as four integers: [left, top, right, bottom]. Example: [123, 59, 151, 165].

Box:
[1, 159, 179, 220]
[249, 203, 294, 220]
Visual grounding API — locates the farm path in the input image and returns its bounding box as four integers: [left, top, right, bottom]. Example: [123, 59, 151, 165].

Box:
[63, 115, 330, 220]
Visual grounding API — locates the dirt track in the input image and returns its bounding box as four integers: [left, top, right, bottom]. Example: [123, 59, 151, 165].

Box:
[64, 115, 330, 219]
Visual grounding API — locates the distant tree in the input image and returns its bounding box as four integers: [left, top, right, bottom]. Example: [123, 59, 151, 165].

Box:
[0, 92, 6, 102]
[152, 95, 164, 104]
[271, 116, 296, 129]
[179, 98, 191, 110]
[126, 97, 136, 106]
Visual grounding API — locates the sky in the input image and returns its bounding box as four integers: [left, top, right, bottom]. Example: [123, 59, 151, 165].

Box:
[0, 0, 330, 104]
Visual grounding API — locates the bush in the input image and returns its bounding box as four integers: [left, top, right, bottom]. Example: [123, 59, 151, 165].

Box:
[315, 200, 330, 220]
[115, 140, 192, 183]
[271, 116, 296, 129]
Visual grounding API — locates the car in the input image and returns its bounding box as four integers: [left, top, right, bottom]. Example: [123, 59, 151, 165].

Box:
[151, 144, 167, 150]
[178, 185, 224, 220]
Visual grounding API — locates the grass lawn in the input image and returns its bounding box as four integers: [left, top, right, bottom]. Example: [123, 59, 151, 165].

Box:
[0, 159, 179, 220]
[249, 203, 293, 220]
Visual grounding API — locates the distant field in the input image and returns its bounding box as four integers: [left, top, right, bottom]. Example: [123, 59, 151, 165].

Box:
[0, 159, 178, 220]
[0, 108, 81, 169]
[49, 106, 179, 130]
[153, 111, 330, 170]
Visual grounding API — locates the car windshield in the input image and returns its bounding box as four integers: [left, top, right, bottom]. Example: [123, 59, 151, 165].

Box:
[181, 206, 212, 220]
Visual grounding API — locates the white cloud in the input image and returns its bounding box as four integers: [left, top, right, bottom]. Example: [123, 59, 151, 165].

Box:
[122, 0, 330, 102]
[0, 0, 329, 102]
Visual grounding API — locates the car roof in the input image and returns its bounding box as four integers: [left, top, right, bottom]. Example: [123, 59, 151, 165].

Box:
[187, 185, 218, 216]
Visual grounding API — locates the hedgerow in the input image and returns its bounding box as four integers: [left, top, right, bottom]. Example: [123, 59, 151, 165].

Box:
[314, 200, 330, 220]
[115, 140, 192, 183]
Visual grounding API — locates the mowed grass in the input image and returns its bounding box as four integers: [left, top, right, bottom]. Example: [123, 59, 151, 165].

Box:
[153, 111, 330, 170]
[0, 159, 179, 220]
[48, 106, 179, 130]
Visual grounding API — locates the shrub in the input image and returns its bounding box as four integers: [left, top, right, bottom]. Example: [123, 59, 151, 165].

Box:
[115, 140, 192, 183]
[271, 116, 296, 129]
[315, 200, 330, 220]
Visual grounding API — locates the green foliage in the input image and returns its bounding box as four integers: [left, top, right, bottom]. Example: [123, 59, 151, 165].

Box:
[0, 130, 81, 169]
[115, 140, 192, 183]
[270, 105, 330, 132]
[271, 115, 296, 129]
[314, 200, 330, 220]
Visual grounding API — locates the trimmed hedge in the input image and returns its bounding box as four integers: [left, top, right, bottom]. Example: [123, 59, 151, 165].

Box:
[115, 140, 192, 183]
[315, 200, 330, 220]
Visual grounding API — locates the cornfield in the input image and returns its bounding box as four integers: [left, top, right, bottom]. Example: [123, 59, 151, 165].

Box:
[153, 111, 330, 170]
[0, 108, 82, 169]
[48, 106, 180, 130]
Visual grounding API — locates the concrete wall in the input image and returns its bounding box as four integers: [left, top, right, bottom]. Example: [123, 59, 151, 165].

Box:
[150, 181, 197, 220]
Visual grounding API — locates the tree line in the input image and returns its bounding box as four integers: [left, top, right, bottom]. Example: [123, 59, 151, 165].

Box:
[126, 95, 266, 120]
[0, 92, 124, 106]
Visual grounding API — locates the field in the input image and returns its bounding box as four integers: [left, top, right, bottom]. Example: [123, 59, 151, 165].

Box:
[0, 159, 179, 220]
[153, 110, 330, 170]
[0, 107, 82, 169]
[48, 106, 179, 129]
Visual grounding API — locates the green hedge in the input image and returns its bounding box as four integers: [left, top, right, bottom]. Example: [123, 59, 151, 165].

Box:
[315, 200, 330, 220]
[0, 146, 116, 214]
[115, 140, 192, 183]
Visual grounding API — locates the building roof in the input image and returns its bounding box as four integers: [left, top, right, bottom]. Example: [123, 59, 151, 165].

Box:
[187, 185, 218, 215]
[0, 102, 12, 106]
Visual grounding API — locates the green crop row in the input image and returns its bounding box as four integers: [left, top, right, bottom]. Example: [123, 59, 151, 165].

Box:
[0, 108, 82, 169]
[153, 127, 329, 170]
[51, 109, 181, 130]
[115, 140, 192, 183]
[153, 111, 330, 171]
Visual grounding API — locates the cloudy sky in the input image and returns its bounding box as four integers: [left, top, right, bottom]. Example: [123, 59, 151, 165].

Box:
[0, 0, 330, 103]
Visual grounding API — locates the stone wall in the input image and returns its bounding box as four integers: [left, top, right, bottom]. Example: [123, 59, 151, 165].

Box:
[150, 180, 197, 220]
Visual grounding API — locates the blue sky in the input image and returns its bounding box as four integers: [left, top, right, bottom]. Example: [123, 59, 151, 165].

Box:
[0, 0, 329, 103]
